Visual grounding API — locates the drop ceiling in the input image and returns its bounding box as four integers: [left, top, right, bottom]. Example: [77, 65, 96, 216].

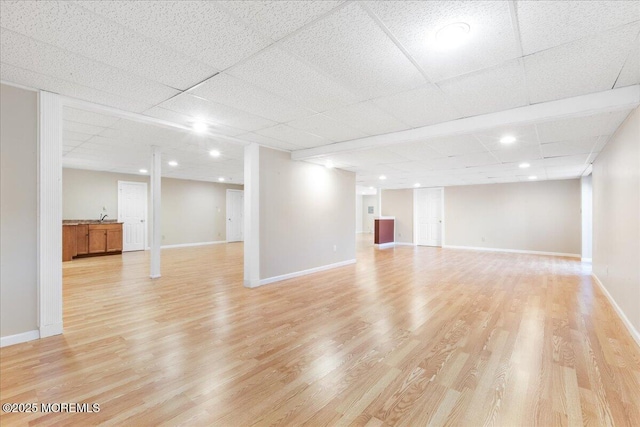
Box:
[1, 1, 639, 187]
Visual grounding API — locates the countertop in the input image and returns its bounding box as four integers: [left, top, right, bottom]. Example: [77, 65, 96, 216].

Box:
[63, 220, 123, 225]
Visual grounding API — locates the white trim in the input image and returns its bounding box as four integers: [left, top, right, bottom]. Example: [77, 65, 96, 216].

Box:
[581, 258, 593, 263]
[38, 91, 63, 339]
[257, 259, 357, 287]
[443, 245, 580, 258]
[292, 85, 640, 160]
[375, 242, 396, 249]
[592, 274, 640, 348]
[0, 330, 40, 348]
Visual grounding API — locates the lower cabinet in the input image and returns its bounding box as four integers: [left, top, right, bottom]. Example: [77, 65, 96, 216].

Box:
[63, 223, 123, 261]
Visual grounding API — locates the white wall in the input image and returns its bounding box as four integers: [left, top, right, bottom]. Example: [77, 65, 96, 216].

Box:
[445, 179, 582, 255]
[581, 175, 593, 260]
[355, 194, 363, 233]
[63, 168, 242, 246]
[362, 195, 377, 233]
[1, 84, 38, 338]
[259, 147, 356, 280]
[381, 189, 413, 244]
[592, 107, 639, 339]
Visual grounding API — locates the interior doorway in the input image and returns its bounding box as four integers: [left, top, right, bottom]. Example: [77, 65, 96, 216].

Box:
[226, 189, 244, 242]
[117, 181, 148, 252]
[414, 187, 444, 247]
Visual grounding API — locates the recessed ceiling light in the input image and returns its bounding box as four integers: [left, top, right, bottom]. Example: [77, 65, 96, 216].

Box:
[528, 175, 537, 180]
[192, 121, 208, 133]
[209, 149, 221, 157]
[435, 22, 471, 50]
[218, 177, 225, 182]
[519, 162, 530, 168]
[139, 169, 148, 174]
[325, 160, 334, 169]
[168, 161, 178, 167]
[379, 175, 387, 180]
[414, 183, 421, 187]
[500, 135, 517, 144]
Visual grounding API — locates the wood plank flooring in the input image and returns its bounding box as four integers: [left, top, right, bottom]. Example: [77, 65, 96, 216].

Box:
[1, 236, 639, 426]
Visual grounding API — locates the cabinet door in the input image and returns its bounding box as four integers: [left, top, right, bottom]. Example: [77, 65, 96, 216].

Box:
[62, 225, 77, 261]
[89, 229, 107, 253]
[76, 225, 89, 255]
[106, 228, 123, 252]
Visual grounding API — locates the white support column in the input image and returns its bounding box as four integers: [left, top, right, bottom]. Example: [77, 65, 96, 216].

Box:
[244, 143, 260, 288]
[38, 91, 63, 338]
[150, 146, 162, 278]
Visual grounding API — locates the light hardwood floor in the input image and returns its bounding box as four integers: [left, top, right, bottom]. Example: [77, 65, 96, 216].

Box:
[1, 236, 639, 426]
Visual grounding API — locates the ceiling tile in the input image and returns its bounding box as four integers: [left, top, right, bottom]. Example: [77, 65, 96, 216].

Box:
[524, 22, 640, 103]
[426, 134, 487, 156]
[516, 0, 640, 55]
[286, 114, 367, 142]
[540, 137, 600, 157]
[227, 46, 359, 111]
[615, 40, 640, 88]
[321, 101, 410, 135]
[141, 106, 246, 137]
[78, 0, 270, 70]
[366, 0, 520, 81]
[189, 73, 315, 123]
[371, 84, 462, 128]
[454, 152, 500, 168]
[474, 123, 539, 150]
[158, 93, 277, 132]
[63, 120, 106, 136]
[536, 110, 632, 142]
[255, 124, 331, 148]
[64, 107, 121, 128]
[492, 145, 542, 163]
[386, 141, 445, 161]
[0, 63, 154, 112]
[279, 2, 426, 100]
[0, 29, 178, 105]
[63, 129, 93, 142]
[437, 59, 529, 118]
[541, 154, 590, 168]
[236, 132, 302, 151]
[1, 1, 216, 90]
[219, 0, 343, 41]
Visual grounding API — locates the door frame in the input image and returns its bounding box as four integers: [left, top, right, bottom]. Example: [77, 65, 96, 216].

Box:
[413, 187, 445, 247]
[226, 189, 244, 242]
[117, 180, 148, 252]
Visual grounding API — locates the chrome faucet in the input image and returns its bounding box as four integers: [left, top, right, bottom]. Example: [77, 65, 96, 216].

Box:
[100, 214, 108, 222]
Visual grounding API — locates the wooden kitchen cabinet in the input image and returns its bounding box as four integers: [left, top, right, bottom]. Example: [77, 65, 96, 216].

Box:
[76, 224, 89, 255]
[63, 222, 123, 260]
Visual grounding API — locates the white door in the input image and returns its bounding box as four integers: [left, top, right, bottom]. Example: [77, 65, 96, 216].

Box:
[118, 181, 147, 252]
[415, 188, 443, 247]
[226, 189, 244, 242]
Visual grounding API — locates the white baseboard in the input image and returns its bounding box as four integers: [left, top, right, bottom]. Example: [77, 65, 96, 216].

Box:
[442, 245, 580, 258]
[145, 240, 228, 250]
[1, 330, 40, 347]
[375, 242, 395, 249]
[581, 257, 592, 263]
[257, 259, 356, 287]
[592, 274, 640, 348]
[39, 322, 63, 338]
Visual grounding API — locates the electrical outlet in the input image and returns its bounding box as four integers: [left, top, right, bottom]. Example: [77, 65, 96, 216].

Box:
[333, 245, 337, 252]
[481, 237, 485, 242]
